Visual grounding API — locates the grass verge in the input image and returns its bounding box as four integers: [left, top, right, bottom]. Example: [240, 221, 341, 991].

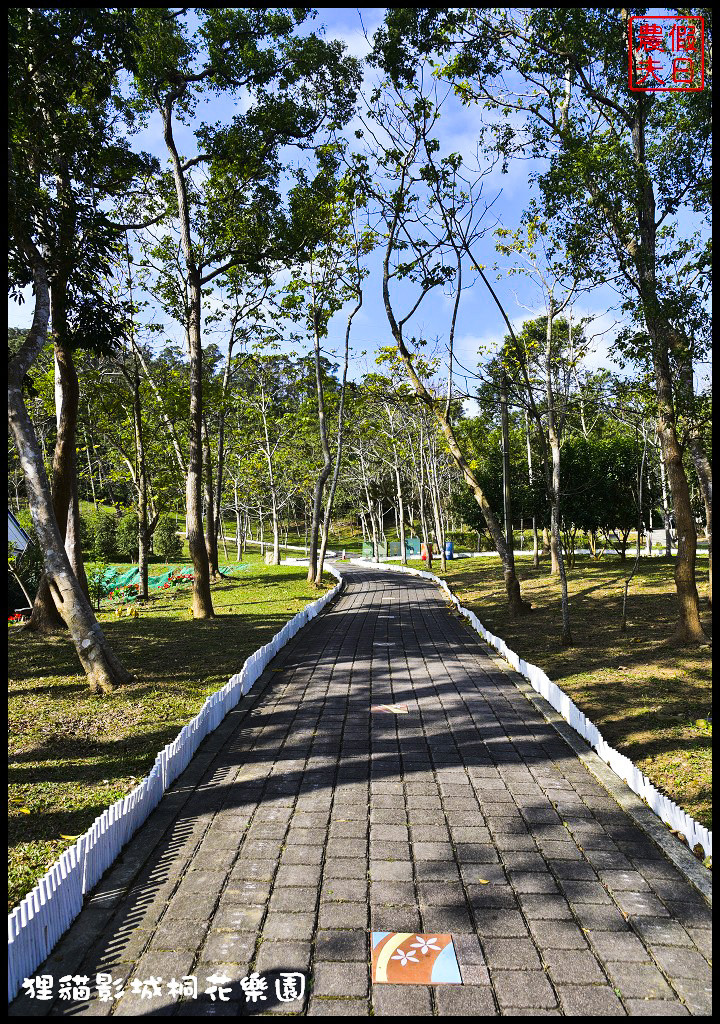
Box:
[8, 553, 331, 911]
[435, 554, 712, 843]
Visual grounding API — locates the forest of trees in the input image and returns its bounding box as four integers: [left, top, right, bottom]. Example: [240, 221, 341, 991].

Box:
[8, 9, 711, 693]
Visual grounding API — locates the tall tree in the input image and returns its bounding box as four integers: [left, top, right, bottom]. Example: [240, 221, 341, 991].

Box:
[8, 8, 151, 688]
[355, 78, 531, 613]
[130, 8, 360, 616]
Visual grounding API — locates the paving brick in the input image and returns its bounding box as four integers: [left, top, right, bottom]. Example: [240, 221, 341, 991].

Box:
[254, 940, 311, 972]
[274, 864, 321, 888]
[517, 893, 573, 920]
[605, 962, 674, 999]
[420, 903, 475, 932]
[148, 919, 209, 951]
[483, 938, 542, 970]
[491, 970, 557, 1009]
[649, 944, 712, 980]
[527, 919, 588, 950]
[571, 902, 631, 932]
[198, 931, 256, 964]
[318, 902, 368, 929]
[312, 962, 369, 998]
[685, 927, 711, 959]
[585, 929, 651, 962]
[323, 858, 368, 879]
[556, 984, 626, 1016]
[315, 929, 367, 961]
[435, 987, 497, 1014]
[542, 948, 606, 984]
[372, 985, 434, 1016]
[667, 976, 712, 1016]
[613, 891, 670, 918]
[510, 871, 560, 894]
[212, 905, 264, 931]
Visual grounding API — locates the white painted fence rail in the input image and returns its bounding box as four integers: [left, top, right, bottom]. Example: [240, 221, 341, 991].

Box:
[349, 558, 712, 863]
[7, 566, 344, 1004]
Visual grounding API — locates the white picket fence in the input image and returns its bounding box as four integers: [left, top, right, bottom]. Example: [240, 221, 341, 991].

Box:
[7, 566, 344, 1004]
[349, 558, 712, 863]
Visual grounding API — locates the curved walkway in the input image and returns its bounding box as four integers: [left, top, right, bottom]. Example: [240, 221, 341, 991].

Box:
[10, 566, 711, 1016]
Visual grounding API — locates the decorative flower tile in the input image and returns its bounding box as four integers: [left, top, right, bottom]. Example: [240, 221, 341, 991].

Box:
[371, 932, 461, 985]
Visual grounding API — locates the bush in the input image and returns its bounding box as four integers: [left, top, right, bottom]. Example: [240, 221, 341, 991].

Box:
[117, 511, 139, 561]
[154, 515, 182, 560]
[93, 509, 118, 560]
[79, 512, 94, 553]
[86, 562, 112, 611]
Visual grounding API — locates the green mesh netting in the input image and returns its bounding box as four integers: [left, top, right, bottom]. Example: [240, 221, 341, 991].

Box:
[103, 564, 248, 602]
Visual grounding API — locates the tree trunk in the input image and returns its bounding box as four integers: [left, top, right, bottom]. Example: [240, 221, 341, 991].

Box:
[9, 255, 132, 691]
[131, 355, 150, 600]
[500, 371, 516, 579]
[629, 106, 704, 644]
[203, 416, 220, 577]
[551, 449, 572, 645]
[29, 336, 86, 631]
[689, 436, 712, 609]
[162, 100, 214, 619]
[550, 529, 560, 575]
[307, 311, 333, 584]
[395, 467, 407, 565]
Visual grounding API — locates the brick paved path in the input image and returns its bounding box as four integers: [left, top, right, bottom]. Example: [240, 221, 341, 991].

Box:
[11, 566, 711, 1016]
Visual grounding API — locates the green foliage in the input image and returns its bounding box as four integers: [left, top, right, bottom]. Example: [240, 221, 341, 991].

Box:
[116, 511, 139, 562]
[86, 562, 111, 612]
[561, 435, 653, 541]
[79, 512, 94, 554]
[154, 516, 182, 561]
[92, 510, 118, 561]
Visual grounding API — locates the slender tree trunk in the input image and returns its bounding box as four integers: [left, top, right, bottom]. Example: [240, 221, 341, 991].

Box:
[428, 452, 447, 573]
[307, 309, 333, 584]
[550, 528, 560, 575]
[203, 416, 219, 576]
[234, 483, 241, 561]
[29, 334, 86, 630]
[500, 371, 516, 571]
[162, 99, 214, 618]
[688, 436, 711, 609]
[317, 288, 358, 581]
[84, 426, 98, 510]
[129, 353, 151, 599]
[551, 444, 572, 645]
[395, 467, 407, 565]
[545, 304, 571, 642]
[418, 441, 433, 572]
[66, 492, 90, 599]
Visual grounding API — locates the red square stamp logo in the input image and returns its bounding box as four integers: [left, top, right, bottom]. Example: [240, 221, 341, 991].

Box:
[628, 15, 705, 92]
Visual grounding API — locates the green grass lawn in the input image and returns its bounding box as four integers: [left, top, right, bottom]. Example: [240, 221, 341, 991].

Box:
[8, 552, 331, 911]
[434, 554, 712, 847]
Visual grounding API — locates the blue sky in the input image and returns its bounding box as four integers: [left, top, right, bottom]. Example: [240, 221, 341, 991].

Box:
[9, 8, 710, 396]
